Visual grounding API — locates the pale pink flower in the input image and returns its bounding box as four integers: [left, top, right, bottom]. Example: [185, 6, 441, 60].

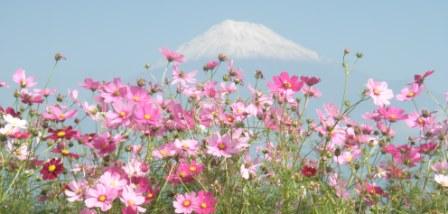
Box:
[366, 79, 393, 106]
[172, 66, 197, 86]
[98, 171, 127, 190]
[396, 83, 422, 101]
[64, 180, 87, 202]
[122, 158, 149, 177]
[42, 105, 77, 122]
[173, 192, 197, 214]
[206, 133, 240, 158]
[85, 183, 119, 212]
[152, 142, 177, 159]
[174, 139, 199, 156]
[13, 68, 37, 88]
[120, 186, 146, 213]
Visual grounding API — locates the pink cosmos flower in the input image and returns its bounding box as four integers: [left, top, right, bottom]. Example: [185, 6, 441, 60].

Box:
[377, 106, 407, 122]
[328, 173, 350, 199]
[134, 103, 161, 126]
[172, 66, 197, 86]
[127, 86, 150, 104]
[90, 133, 121, 156]
[122, 158, 149, 178]
[173, 192, 197, 214]
[194, 191, 217, 214]
[383, 144, 422, 167]
[396, 83, 422, 101]
[268, 71, 303, 93]
[169, 160, 204, 184]
[98, 171, 128, 190]
[85, 183, 119, 212]
[206, 133, 240, 158]
[80, 208, 97, 214]
[13, 68, 37, 88]
[366, 79, 393, 106]
[334, 146, 362, 165]
[431, 161, 448, 173]
[105, 101, 134, 128]
[42, 105, 77, 122]
[100, 78, 128, 103]
[120, 186, 146, 213]
[203, 60, 219, 71]
[160, 48, 184, 63]
[405, 111, 434, 128]
[81, 78, 101, 91]
[64, 180, 87, 202]
[174, 139, 199, 156]
[19, 89, 44, 104]
[152, 142, 177, 159]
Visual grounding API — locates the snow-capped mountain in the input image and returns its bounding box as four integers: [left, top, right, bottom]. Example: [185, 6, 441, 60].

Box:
[177, 20, 319, 61]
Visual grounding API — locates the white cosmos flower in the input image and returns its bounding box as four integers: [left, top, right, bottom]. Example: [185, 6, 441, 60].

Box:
[0, 114, 28, 135]
[434, 174, 448, 187]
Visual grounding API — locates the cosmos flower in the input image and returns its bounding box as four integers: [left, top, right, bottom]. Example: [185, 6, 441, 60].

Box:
[120, 186, 146, 213]
[366, 79, 394, 106]
[268, 71, 303, 93]
[13, 68, 37, 88]
[194, 191, 217, 214]
[40, 158, 64, 180]
[85, 183, 119, 212]
[160, 48, 184, 63]
[173, 192, 197, 214]
[64, 180, 87, 202]
[42, 105, 77, 122]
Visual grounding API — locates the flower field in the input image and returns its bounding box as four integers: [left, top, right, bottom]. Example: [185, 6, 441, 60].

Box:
[1, 49, 448, 213]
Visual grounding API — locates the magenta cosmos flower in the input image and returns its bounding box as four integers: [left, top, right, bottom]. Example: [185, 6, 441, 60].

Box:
[40, 158, 64, 180]
[377, 106, 408, 122]
[173, 192, 197, 214]
[160, 48, 184, 63]
[194, 191, 217, 214]
[366, 78, 393, 106]
[85, 183, 119, 212]
[268, 71, 303, 93]
[13, 68, 37, 88]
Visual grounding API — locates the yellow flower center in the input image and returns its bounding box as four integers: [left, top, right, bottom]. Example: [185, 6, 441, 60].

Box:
[218, 142, 226, 150]
[61, 149, 70, 155]
[147, 192, 154, 199]
[57, 131, 66, 138]
[201, 202, 207, 209]
[283, 82, 292, 89]
[373, 88, 382, 96]
[132, 96, 141, 102]
[98, 195, 107, 202]
[119, 111, 127, 118]
[189, 166, 197, 172]
[183, 200, 191, 207]
[144, 114, 152, 120]
[406, 91, 415, 98]
[48, 164, 57, 172]
[58, 114, 66, 120]
[113, 90, 120, 97]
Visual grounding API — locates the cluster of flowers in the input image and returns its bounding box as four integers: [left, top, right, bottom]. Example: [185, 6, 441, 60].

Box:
[1, 48, 448, 213]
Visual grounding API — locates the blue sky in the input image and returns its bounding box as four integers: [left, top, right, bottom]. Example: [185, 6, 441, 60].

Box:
[0, 1, 447, 100]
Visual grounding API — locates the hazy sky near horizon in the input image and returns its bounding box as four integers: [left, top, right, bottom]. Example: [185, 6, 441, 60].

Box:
[0, 1, 447, 96]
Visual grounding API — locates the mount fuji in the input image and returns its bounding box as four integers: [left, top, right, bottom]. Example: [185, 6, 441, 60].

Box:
[176, 20, 319, 62]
